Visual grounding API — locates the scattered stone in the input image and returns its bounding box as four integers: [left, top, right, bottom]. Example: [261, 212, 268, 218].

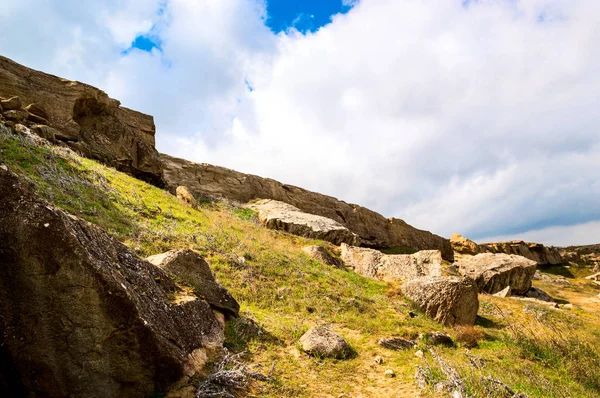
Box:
[384, 369, 395, 378]
[302, 245, 344, 269]
[0, 167, 225, 396]
[551, 276, 571, 285]
[249, 199, 359, 245]
[585, 272, 600, 281]
[146, 249, 240, 317]
[415, 350, 424, 359]
[341, 243, 442, 282]
[176, 185, 199, 209]
[456, 253, 537, 295]
[378, 337, 416, 351]
[0, 95, 22, 110]
[524, 287, 554, 303]
[402, 276, 479, 326]
[493, 285, 512, 298]
[299, 326, 351, 359]
[374, 355, 384, 364]
[426, 332, 454, 347]
[559, 303, 574, 310]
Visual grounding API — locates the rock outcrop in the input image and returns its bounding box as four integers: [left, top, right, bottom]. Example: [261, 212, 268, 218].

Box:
[341, 244, 442, 282]
[299, 326, 351, 359]
[160, 154, 454, 260]
[146, 250, 240, 318]
[0, 166, 225, 396]
[0, 56, 163, 185]
[302, 245, 344, 269]
[451, 234, 564, 265]
[249, 199, 359, 245]
[401, 276, 479, 326]
[456, 253, 537, 295]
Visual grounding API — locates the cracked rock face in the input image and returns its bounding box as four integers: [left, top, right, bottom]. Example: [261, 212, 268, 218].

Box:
[456, 253, 537, 295]
[0, 166, 223, 396]
[0, 55, 163, 185]
[340, 244, 442, 282]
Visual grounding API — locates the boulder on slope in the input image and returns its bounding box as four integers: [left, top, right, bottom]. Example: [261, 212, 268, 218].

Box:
[402, 276, 479, 326]
[341, 243, 442, 282]
[0, 166, 224, 396]
[302, 245, 344, 269]
[456, 253, 537, 295]
[249, 199, 359, 246]
[299, 326, 351, 359]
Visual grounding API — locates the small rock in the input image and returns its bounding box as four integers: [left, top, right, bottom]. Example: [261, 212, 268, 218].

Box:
[415, 350, 424, 358]
[524, 287, 554, 303]
[299, 326, 351, 359]
[176, 186, 198, 210]
[384, 369, 395, 378]
[585, 272, 600, 281]
[1, 96, 22, 110]
[374, 355, 384, 364]
[426, 332, 453, 347]
[3, 109, 28, 123]
[493, 286, 511, 298]
[559, 303, 574, 310]
[378, 337, 416, 351]
[551, 277, 571, 285]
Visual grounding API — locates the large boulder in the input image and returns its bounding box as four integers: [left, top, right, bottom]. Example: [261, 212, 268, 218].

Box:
[249, 199, 359, 245]
[450, 233, 480, 256]
[160, 153, 454, 260]
[341, 244, 442, 282]
[456, 253, 537, 295]
[402, 276, 479, 326]
[0, 56, 163, 185]
[299, 326, 351, 359]
[0, 166, 225, 396]
[146, 250, 239, 317]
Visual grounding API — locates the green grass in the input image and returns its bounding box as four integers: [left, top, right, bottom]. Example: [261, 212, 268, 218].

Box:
[2, 127, 600, 397]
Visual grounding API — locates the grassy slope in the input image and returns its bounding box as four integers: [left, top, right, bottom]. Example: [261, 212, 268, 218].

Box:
[1, 127, 600, 398]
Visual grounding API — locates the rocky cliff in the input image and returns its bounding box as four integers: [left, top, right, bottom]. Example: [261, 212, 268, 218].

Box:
[0, 56, 163, 185]
[451, 234, 564, 265]
[161, 154, 454, 260]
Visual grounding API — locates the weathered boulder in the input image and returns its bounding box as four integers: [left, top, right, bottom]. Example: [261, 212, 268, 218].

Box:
[146, 250, 239, 317]
[176, 186, 199, 210]
[456, 253, 537, 295]
[377, 337, 415, 351]
[3, 109, 28, 123]
[450, 233, 480, 256]
[0, 56, 163, 185]
[160, 153, 454, 260]
[249, 199, 359, 245]
[299, 326, 351, 359]
[524, 287, 554, 303]
[478, 240, 563, 265]
[341, 244, 442, 282]
[0, 166, 224, 396]
[302, 245, 344, 269]
[425, 332, 454, 347]
[402, 276, 479, 326]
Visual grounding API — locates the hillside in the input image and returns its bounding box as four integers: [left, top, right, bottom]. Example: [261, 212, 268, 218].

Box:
[2, 120, 600, 397]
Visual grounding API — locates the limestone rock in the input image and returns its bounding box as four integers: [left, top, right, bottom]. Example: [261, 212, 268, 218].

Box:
[478, 240, 563, 265]
[302, 245, 344, 269]
[0, 95, 21, 110]
[299, 326, 351, 359]
[0, 55, 163, 185]
[146, 250, 239, 317]
[176, 185, 199, 210]
[160, 153, 454, 260]
[585, 272, 600, 281]
[524, 287, 554, 303]
[374, 355, 384, 364]
[0, 167, 224, 396]
[456, 253, 537, 295]
[384, 369, 395, 378]
[402, 276, 479, 326]
[378, 337, 416, 350]
[3, 109, 28, 123]
[450, 233, 480, 255]
[426, 332, 454, 347]
[341, 243, 442, 282]
[249, 199, 359, 245]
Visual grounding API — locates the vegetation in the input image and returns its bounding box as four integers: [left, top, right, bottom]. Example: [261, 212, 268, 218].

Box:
[2, 127, 600, 397]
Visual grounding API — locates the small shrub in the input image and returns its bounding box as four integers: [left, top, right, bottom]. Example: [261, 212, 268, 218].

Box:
[454, 326, 485, 348]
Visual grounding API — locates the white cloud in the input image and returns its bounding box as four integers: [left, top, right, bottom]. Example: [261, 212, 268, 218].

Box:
[479, 220, 600, 247]
[1, 0, 599, 245]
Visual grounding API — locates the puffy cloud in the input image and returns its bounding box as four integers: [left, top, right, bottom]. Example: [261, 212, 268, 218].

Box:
[1, 0, 599, 246]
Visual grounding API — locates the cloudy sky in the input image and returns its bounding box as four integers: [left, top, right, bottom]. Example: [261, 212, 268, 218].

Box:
[1, 0, 599, 246]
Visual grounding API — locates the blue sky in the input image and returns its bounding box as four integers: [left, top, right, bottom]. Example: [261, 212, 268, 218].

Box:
[264, 0, 354, 33]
